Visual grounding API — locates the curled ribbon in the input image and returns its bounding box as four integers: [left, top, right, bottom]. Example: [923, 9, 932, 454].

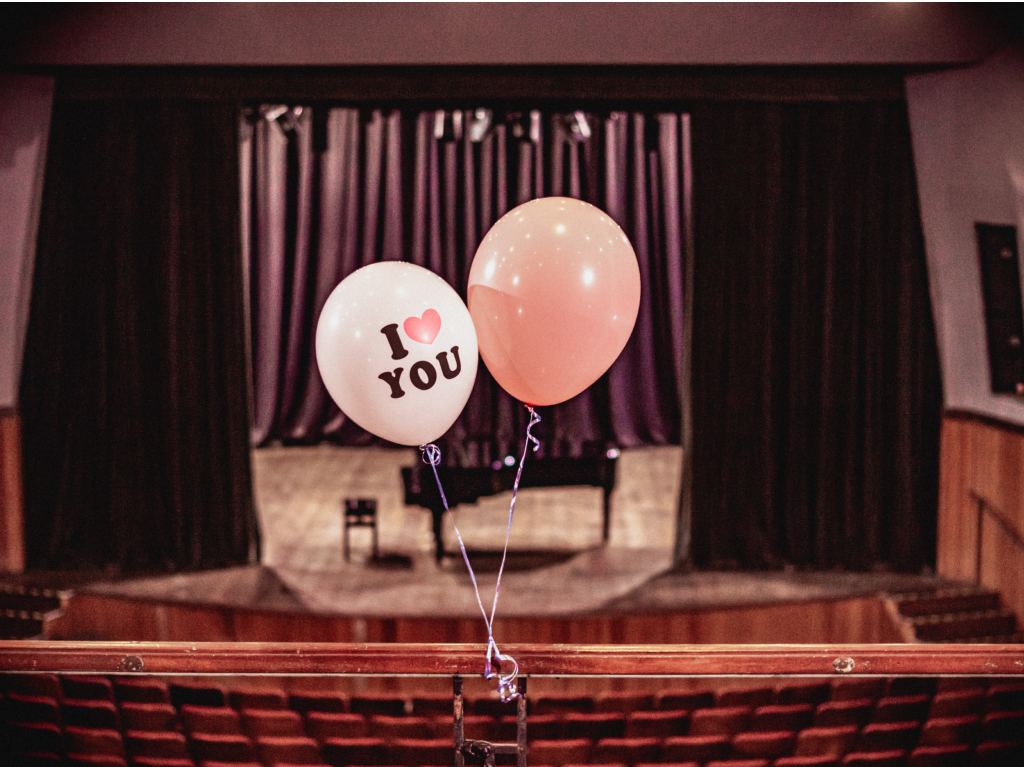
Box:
[420, 406, 541, 702]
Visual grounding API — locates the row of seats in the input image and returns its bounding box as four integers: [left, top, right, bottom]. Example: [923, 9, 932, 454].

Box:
[4, 675, 1023, 766]
[8, 674, 1024, 716]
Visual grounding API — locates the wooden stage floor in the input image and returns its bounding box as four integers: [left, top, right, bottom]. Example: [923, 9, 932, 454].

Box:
[74, 445, 948, 620]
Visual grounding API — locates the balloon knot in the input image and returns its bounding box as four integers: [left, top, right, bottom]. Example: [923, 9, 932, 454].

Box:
[420, 443, 442, 467]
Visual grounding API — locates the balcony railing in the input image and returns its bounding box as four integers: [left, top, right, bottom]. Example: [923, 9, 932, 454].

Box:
[1, 641, 1023, 677]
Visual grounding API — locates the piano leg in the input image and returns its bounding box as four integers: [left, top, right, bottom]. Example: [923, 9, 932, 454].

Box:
[432, 505, 445, 563]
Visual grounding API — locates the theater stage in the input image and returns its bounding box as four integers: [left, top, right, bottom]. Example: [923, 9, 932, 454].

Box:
[27, 445, 961, 643]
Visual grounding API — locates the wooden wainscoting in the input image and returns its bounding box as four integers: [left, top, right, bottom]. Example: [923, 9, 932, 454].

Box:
[54, 591, 902, 644]
[0, 408, 25, 573]
[939, 411, 1024, 625]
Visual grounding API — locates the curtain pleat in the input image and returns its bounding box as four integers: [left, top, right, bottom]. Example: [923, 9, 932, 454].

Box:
[689, 102, 941, 571]
[21, 99, 260, 573]
[245, 108, 690, 461]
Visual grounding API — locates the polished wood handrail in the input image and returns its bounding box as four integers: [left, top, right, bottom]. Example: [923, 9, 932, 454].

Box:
[0, 642, 1022, 677]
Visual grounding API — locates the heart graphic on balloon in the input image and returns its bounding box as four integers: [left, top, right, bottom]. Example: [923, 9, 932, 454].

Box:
[404, 309, 442, 344]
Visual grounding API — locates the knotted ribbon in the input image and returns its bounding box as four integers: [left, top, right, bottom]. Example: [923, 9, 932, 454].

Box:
[420, 407, 542, 701]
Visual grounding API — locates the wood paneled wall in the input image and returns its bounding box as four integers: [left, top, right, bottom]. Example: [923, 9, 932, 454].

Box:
[0, 409, 25, 573]
[55, 592, 902, 645]
[939, 412, 1024, 622]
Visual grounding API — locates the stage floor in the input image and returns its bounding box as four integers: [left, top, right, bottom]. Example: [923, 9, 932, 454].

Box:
[75, 445, 949, 618]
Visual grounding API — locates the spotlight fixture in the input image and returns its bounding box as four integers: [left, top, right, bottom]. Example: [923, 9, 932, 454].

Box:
[433, 110, 464, 142]
[468, 108, 494, 143]
[508, 110, 541, 143]
[567, 110, 592, 142]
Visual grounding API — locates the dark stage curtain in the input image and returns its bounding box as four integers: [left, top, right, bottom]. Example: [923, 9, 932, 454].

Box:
[242, 108, 690, 462]
[20, 99, 260, 572]
[688, 101, 941, 571]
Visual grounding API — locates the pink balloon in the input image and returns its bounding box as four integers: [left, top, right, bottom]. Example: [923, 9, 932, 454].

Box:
[468, 197, 640, 406]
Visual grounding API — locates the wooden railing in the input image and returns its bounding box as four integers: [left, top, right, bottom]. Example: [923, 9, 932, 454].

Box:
[971, 490, 1024, 587]
[1, 642, 1022, 677]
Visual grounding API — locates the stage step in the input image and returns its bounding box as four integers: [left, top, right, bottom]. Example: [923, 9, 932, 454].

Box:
[911, 609, 1020, 642]
[0, 583, 66, 614]
[894, 588, 1002, 618]
[0, 584, 69, 639]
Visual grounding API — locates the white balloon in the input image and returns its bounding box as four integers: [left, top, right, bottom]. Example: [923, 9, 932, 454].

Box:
[315, 261, 479, 446]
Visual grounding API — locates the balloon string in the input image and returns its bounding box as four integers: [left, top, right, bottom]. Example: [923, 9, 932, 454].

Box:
[420, 406, 541, 702]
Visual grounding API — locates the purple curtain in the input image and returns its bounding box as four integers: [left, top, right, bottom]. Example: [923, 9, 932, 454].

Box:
[241, 108, 690, 462]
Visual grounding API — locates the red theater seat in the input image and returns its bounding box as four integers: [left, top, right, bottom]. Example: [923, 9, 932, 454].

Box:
[815, 699, 875, 728]
[256, 735, 324, 764]
[66, 756, 128, 767]
[971, 740, 1024, 765]
[706, 760, 769, 767]
[831, 680, 886, 702]
[2, 672, 61, 699]
[986, 683, 1024, 711]
[320, 736, 387, 765]
[917, 715, 980, 747]
[180, 705, 243, 735]
[304, 712, 369, 740]
[289, 692, 348, 715]
[349, 695, 407, 717]
[590, 736, 661, 763]
[731, 730, 797, 759]
[6, 693, 61, 724]
[857, 722, 920, 752]
[370, 714, 445, 740]
[62, 676, 115, 702]
[63, 726, 125, 756]
[443, 713, 494, 739]
[662, 735, 731, 762]
[979, 710, 1024, 741]
[230, 689, 288, 710]
[189, 733, 258, 763]
[594, 692, 656, 714]
[170, 683, 227, 709]
[656, 690, 716, 711]
[527, 738, 592, 765]
[775, 757, 841, 767]
[114, 679, 171, 704]
[690, 706, 752, 736]
[469, 696, 519, 717]
[132, 759, 196, 767]
[908, 744, 970, 767]
[7, 720, 63, 749]
[562, 712, 626, 739]
[929, 690, 984, 719]
[241, 708, 305, 737]
[120, 703, 180, 732]
[841, 751, 908, 767]
[872, 695, 931, 723]
[626, 709, 690, 738]
[718, 687, 775, 708]
[887, 678, 937, 698]
[125, 731, 191, 760]
[63, 699, 120, 729]
[386, 737, 451, 765]
[410, 694, 451, 716]
[778, 683, 833, 707]
[795, 725, 858, 757]
[750, 704, 814, 731]
[533, 695, 596, 715]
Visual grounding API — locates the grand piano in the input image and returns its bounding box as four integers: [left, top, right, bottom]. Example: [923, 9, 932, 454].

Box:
[401, 450, 620, 562]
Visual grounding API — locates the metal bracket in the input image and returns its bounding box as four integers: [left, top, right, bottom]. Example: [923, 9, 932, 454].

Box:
[454, 675, 527, 767]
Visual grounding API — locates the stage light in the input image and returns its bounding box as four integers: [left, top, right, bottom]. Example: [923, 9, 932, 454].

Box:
[508, 110, 541, 143]
[606, 448, 621, 459]
[567, 110, 592, 141]
[468, 108, 494, 143]
[433, 110, 464, 142]
[503, 455, 516, 467]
